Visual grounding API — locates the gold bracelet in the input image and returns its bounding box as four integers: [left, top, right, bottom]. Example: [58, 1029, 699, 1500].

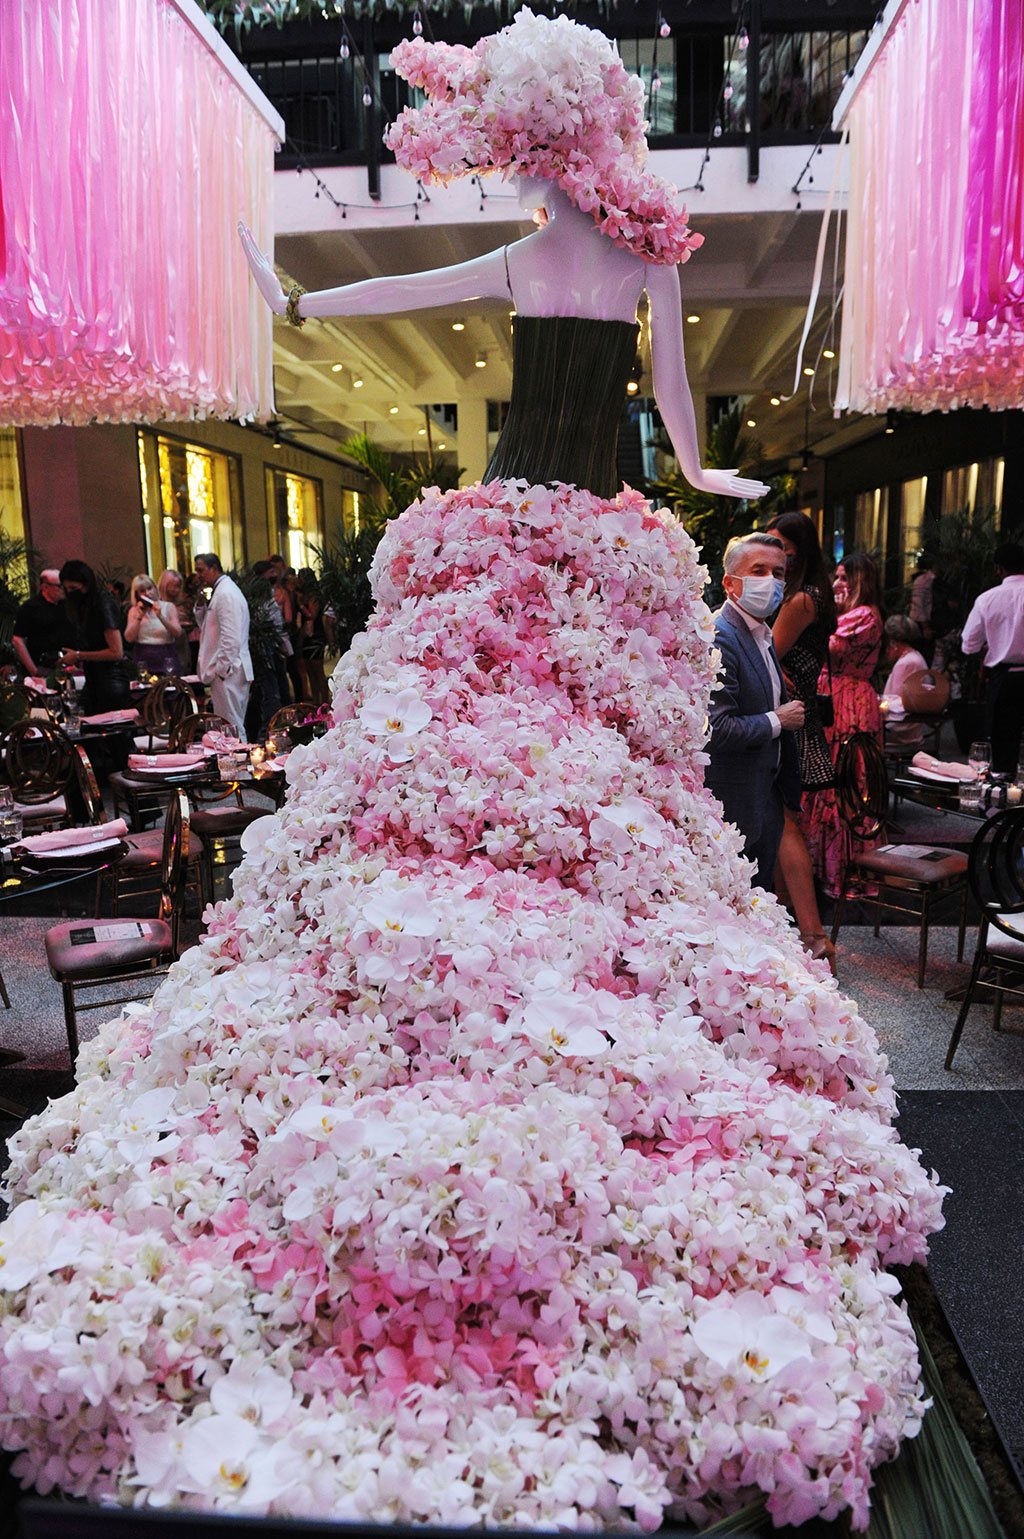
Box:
[285, 283, 307, 328]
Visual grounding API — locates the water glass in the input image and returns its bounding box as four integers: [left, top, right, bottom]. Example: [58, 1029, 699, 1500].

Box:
[959, 778, 984, 812]
[0, 809, 23, 845]
[969, 740, 992, 779]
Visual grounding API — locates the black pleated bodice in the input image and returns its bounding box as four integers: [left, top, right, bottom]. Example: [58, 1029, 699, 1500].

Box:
[483, 315, 638, 498]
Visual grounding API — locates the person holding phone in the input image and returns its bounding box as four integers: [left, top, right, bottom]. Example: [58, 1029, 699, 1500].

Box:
[124, 573, 183, 678]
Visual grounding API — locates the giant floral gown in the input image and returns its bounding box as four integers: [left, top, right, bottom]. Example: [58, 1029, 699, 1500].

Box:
[0, 318, 942, 1531]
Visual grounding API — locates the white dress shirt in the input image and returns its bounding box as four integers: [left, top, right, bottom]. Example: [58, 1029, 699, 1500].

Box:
[726, 598, 782, 737]
[961, 575, 1024, 667]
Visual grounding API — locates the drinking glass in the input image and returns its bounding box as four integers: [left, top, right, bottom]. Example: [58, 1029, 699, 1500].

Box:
[959, 779, 984, 813]
[0, 786, 13, 814]
[969, 740, 992, 779]
[0, 808, 23, 844]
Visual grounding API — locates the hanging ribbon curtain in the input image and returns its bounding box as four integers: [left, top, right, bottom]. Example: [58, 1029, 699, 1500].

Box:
[836, 0, 1024, 414]
[0, 0, 282, 427]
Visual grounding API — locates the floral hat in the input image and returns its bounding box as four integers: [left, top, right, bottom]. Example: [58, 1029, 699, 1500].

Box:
[385, 9, 704, 266]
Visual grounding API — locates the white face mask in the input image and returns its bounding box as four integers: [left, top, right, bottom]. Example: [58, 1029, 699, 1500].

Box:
[733, 574, 785, 619]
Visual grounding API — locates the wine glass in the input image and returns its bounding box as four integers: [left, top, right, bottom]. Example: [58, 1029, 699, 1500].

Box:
[969, 740, 992, 780]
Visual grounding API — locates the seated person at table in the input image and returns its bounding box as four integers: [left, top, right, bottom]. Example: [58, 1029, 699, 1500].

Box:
[880, 614, 928, 750]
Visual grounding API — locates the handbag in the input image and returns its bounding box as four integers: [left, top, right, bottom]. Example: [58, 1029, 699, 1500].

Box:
[816, 651, 835, 729]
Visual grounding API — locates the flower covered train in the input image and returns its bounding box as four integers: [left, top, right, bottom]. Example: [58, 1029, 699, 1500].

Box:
[0, 479, 943, 1529]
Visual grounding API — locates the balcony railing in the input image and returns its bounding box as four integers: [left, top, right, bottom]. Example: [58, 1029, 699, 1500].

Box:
[235, 5, 873, 180]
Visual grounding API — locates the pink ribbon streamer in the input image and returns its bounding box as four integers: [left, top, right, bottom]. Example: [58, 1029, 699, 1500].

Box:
[0, 0, 277, 426]
[838, 0, 1024, 413]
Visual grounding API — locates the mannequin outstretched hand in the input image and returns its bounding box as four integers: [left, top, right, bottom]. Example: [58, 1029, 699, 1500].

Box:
[687, 467, 771, 500]
[238, 223, 287, 315]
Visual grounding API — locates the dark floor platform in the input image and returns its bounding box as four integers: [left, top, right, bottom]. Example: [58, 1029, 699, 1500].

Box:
[898, 1089, 1024, 1490]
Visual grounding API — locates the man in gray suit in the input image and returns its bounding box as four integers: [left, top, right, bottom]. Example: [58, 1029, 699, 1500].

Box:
[705, 533, 804, 888]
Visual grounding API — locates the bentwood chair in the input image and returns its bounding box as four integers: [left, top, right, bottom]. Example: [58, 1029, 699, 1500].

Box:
[945, 807, 1024, 1068]
[132, 675, 198, 753]
[0, 719, 74, 831]
[830, 732, 969, 988]
[45, 790, 191, 1061]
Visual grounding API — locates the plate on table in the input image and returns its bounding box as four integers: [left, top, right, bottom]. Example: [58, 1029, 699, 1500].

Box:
[906, 766, 971, 786]
[127, 763, 212, 786]
[17, 838, 127, 870]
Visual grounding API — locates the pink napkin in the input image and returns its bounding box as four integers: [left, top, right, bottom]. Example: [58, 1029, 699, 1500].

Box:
[202, 730, 245, 753]
[127, 752, 206, 771]
[17, 818, 129, 853]
[83, 708, 139, 725]
[911, 751, 977, 781]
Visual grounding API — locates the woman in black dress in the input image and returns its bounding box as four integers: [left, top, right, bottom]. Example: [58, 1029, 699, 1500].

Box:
[766, 512, 837, 972]
[57, 559, 132, 714]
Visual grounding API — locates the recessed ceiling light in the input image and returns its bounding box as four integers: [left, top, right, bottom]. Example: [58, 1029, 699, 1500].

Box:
[331, 362, 343, 373]
[626, 379, 640, 395]
[352, 376, 364, 388]
[770, 396, 781, 406]
[418, 427, 427, 436]
[823, 348, 836, 359]
[746, 418, 756, 428]
[803, 366, 815, 377]
[451, 320, 465, 332]
[389, 404, 400, 414]
[686, 313, 700, 324]
[437, 442, 445, 449]
[475, 353, 487, 368]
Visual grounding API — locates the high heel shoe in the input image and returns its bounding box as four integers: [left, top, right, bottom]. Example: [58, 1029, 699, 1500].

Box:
[800, 931, 837, 977]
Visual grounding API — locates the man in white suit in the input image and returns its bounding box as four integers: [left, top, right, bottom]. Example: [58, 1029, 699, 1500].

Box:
[194, 553, 253, 739]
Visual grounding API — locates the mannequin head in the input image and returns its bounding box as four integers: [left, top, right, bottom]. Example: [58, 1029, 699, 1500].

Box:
[386, 12, 703, 265]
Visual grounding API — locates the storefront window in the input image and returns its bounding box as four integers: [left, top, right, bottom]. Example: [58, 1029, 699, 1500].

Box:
[0, 428, 28, 553]
[342, 488, 362, 537]
[266, 468, 323, 569]
[138, 431, 244, 576]
[941, 457, 1004, 520]
[900, 476, 928, 581]
[854, 486, 888, 559]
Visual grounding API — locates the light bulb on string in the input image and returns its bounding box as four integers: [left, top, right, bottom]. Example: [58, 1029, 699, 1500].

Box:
[362, 85, 373, 108]
[339, 35, 349, 59]
[723, 82, 734, 100]
[738, 26, 750, 50]
[413, 7, 423, 34]
[712, 118, 723, 139]
[658, 12, 670, 37]
[651, 69, 662, 94]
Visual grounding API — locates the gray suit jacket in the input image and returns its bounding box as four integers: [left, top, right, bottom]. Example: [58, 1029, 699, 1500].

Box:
[704, 602, 800, 852]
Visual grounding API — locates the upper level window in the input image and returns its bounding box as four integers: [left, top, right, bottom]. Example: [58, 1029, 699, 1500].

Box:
[139, 431, 244, 577]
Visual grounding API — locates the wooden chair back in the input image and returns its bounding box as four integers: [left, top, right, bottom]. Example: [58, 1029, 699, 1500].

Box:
[70, 745, 105, 825]
[966, 806, 1024, 941]
[159, 790, 191, 950]
[833, 731, 889, 843]
[174, 712, 233, 749]
[0, 719, 74, 803]
[140, 675, 196, 732]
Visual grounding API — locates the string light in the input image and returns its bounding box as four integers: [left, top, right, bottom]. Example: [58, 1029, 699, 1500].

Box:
[689, 3, 748, 191]
[651, 69, 662, 94]
[413, 7, 423, 35]
[738, 26, 750, 50]
[339, 35, 349, 59]
[288, 141, 430, 223]
[658, 12, 670, 37]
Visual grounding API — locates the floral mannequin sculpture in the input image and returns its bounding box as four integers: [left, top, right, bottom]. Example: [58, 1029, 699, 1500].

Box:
[0, 12, 941, 1531]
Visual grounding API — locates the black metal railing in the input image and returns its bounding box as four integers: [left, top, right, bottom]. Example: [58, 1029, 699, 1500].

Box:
[237, 8, 872, 179]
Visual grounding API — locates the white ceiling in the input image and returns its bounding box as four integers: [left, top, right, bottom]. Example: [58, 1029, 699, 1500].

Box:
[271, 205, 846, 471]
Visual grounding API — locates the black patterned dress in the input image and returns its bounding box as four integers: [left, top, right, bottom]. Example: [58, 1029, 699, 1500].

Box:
[780, 583, 835, 791]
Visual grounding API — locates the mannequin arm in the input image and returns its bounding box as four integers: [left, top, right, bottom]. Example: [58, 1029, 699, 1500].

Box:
[646, 264, 770, 501]
[239, 223, 510, 318]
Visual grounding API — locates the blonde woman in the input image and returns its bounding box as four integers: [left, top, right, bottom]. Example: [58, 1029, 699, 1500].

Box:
[158, 568, 193, 671]
[125, 572, 182, 677]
